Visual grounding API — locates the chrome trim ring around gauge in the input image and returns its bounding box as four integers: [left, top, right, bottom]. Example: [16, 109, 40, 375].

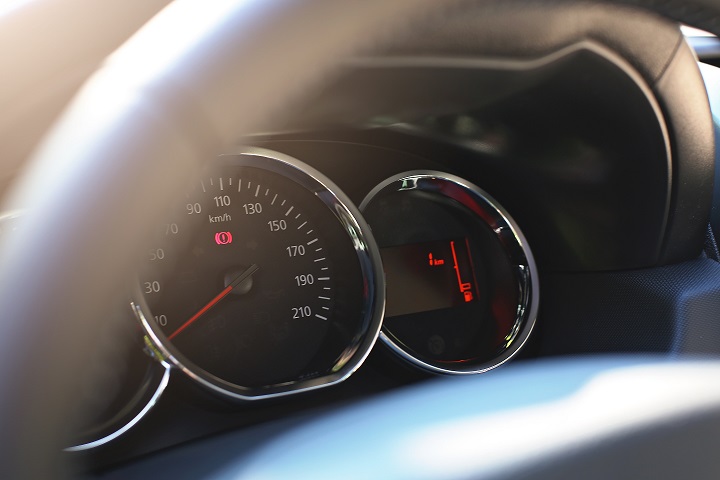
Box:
[360, 171, 539, 375]
[132, 146, 386, 401]
[64, 363, 170, 452]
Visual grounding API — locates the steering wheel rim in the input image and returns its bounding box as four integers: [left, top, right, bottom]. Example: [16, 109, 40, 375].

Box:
[0, 0, 718, 477]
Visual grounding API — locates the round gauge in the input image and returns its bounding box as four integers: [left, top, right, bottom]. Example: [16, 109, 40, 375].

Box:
[132, 147, 384, 400]
[360, 171, 538, 375]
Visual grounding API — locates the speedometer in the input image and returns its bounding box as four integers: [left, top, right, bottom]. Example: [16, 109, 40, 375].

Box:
[132, 147, 385, 400]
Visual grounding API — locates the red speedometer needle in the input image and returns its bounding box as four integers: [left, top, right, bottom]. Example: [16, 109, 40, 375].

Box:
[167, 264, 259, 340]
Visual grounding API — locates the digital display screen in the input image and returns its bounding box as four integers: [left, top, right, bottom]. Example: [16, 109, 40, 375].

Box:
[381, 238, 478, 318]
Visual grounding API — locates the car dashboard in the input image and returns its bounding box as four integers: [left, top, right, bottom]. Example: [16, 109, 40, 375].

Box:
[2, 2, 720, 477]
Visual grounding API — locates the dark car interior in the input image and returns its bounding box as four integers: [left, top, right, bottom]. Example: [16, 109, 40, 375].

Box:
[3, 0, 720, 478]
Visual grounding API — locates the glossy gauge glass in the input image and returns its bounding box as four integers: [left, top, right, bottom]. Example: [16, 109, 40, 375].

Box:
[133, 147, 384, 400]
[360, 171, 538, 375]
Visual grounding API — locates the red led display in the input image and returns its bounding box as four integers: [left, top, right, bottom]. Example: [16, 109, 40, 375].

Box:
[380, 238, 478, 317]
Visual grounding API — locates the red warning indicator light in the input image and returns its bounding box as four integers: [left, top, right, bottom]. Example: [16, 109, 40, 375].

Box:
[215, 231, 233, 245]
[428, 253, 445, 266]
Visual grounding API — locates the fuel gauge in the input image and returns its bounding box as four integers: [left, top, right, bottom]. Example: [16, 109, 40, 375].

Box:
[360, 171, 538, 375]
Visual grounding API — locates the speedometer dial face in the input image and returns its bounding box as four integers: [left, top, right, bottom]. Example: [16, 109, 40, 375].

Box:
[133, 147, 384, 400]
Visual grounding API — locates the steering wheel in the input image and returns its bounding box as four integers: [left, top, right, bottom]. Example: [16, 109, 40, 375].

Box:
[2, 0, 720, 478]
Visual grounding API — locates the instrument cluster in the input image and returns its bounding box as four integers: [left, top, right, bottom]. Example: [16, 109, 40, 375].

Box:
[0, 141, 538, 451]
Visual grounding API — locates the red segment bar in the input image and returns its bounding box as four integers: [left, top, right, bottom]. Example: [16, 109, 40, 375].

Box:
[450, 240, 474, 302]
